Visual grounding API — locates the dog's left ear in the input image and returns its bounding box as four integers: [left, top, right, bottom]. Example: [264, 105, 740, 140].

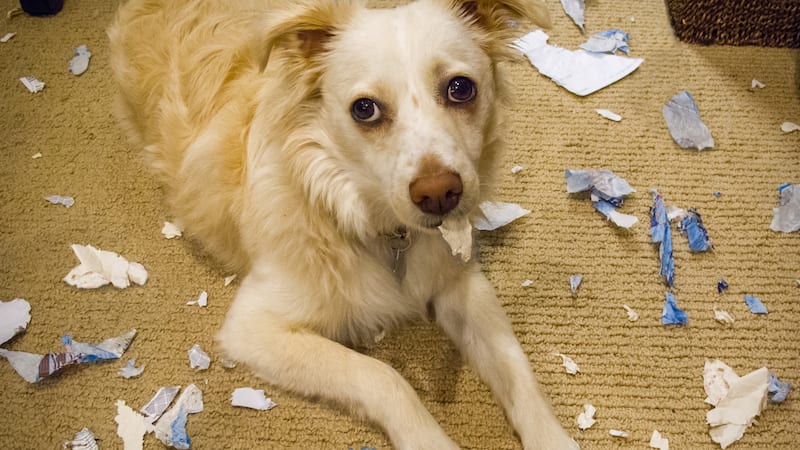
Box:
[448, 0, 551, 58]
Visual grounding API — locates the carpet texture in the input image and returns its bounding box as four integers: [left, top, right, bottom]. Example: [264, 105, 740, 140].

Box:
[1, 0, 798, 449]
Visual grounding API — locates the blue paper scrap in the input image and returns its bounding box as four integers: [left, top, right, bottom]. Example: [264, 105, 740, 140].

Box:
[580, 29, 631, 54]
[662, 91, 715, 151]
[650, 191, 675, 287]
[679, 209, 712, 252]
[717, 279, 729, 294]
[768, 373, 791, 403]
[662, 292, 688, 325]
[567, 169, 638, 228]
[744, 294, 768, 314]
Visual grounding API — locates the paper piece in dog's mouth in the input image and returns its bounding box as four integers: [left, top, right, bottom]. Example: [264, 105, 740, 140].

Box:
[596, 109, 622, 122]
[188, 343, 211, 370]
[662, 91, 714, 150]
[609, 430, 630, 438]
[566, 169, 637, 228]
[581, 29, 631, 55]
[781, 121, 800, 133]
[576, 403, 596, 430]
[560, 0, 585, 31]
[662, 292, 688, 325]
[651, 190, 675, 287]
[64, 427, 99, 450]
[704, 360, 770, 449]
[649, 430, 669, 450]
[569, 274, 582, 297]
[513, 30, 643, 97]
[553, 353, 580, 375]
[153, 384, 204, 449]
[140, 386, 182, 423]
[44, 195, 75, 208]
[0, 298, 31, 345]
[64, 244, 148, 289]
[438, 217, 472, 262]
[186, 291, 208, 307]
[473, 201, 531, 231]
[161, 221, 183, 239]
[69, 44, 91, 76]
[115, 400, 153, 450]
[622, 304, 639, 321]
[0, 329, 136, 383]
[20, 76, 44, 93]
[119, 358, 145, 379]
[744, 294, 768, 314]
[1, 32, 15, 43]
[231, 387, 278, 411]
[770, 183, 800, 233]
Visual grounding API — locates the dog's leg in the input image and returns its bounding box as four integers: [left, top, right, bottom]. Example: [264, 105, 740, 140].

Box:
[433, 268, 579, 450]
[219, 279, 459, 450]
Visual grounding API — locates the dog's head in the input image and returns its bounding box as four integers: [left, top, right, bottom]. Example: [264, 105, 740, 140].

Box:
[261, 0, 549, 237]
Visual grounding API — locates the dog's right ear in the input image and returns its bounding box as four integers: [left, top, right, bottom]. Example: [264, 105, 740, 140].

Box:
[254, 0, 361, 72]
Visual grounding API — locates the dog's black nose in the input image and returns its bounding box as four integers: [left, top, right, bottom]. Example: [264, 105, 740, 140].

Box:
[409, 172, 463, 215]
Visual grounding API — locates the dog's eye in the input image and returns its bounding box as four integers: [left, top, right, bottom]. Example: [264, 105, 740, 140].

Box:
[351, 98, 381, 123]
[447, 76, 476, 104]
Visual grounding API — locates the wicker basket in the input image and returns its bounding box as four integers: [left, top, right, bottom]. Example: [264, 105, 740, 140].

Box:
[664, 0, 800, 48]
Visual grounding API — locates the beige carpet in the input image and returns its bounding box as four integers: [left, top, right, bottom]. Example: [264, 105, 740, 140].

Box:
[1, 0, 798, 449]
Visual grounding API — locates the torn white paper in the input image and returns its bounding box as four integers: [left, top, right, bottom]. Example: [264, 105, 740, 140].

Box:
[577, 403, 596, 430]
[63, 244, 148, 289]
[188, 343, 211, 370]
[770, 183, 800, 233]
[140, 386, 181, 422]
[663, 91, 714, 150]
[231, 387, 278, 411]
[569, 274, 582, 296]
[115, 400, 154, 450]
[186, 291, 208, 307]
[650, 430, 669, 450]
[622, 304, 639, 321]
[780, 121, 799, 133]
[69, 45, 91, 76]
[666, 205, 687, 222]
[44, 195, 74, 208]
[119, 358, 145, 379]
[511, 165, 524, 174]
[161, 221, 183, 239]
[20, 76, 44, 93]
[521, 279, 534, 287]
[438, 216, 472, 262]
[63, 427, 99, 450]
[473, 201, 530, 231]
[560, 0, 585, 31]
[153, 384, 204, 449]
[713, 308, 734, 325]
[751, 79, 765, 89]
[0, 32, 15, 43]
[704, 360, 770, 449]
[514, 30, 644, 97]
[224, 274, 237, 286]
[554, 352, 580, 375]
[609, 429, 629, 438]
[31, 152, 42, 159]
[0, 298, 31, 345]
[596, 109, 622, 122]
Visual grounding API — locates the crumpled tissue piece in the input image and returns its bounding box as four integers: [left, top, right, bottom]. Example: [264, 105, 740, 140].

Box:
[750, 79, 765, 89]
[662, 91, 714, 150]
[713, 308, 734, 325]
[119, 358, 145, 379]
[744, 294, 767, 314]
[45, 195, 75, 208]
[576, 403, 596, 430]
[514, 30, 644, 97]
[767, 373, 790, 403]
[566, 169, 638, 228]
[596, 109, 622, 122]
[554, 352, 580, 375]
[64, 244, 148, 289]
[662, 292, 688, 325]
[622, 304, 639, 321]
[69, 45, 91, 75]
[650, 190, 674, 287]
[188, 344, 211, 370]
[0, 298, 31, 345]
[231, 387, 278, 411]
[580, 29, 630, 54]
[649, 430, 669, 450]
[704, 360, 770, 449]
[770, 183, 800, 233]
[141, 386, 182, 422]
[521, 279, 534, 287]
[20, 76, 45, 93]
[63, 427, 99, 450]
[154, 384, 204, 449]
[560, 0, 585, 31]
[569, 274, 582, 297]
[473, 201, 530, 231]
[439, 216, 473, 262]
[162, 221, 183, 239]
[115, 399, 154, 450]
[679, 209, 712, 252]
[186, 291, 208, 307]
[780, 121, 799, 133]
[0, 329, 136, 383]
[609, 429, 629, 438]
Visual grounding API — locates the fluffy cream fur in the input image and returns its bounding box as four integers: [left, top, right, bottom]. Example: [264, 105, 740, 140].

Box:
[109, 0, 577, 448]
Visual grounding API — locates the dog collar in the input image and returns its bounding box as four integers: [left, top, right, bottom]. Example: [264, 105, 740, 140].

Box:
[387, 226, 411, 276]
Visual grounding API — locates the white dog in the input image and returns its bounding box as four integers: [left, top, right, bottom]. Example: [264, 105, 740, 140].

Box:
[109, 0, 577, 448]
